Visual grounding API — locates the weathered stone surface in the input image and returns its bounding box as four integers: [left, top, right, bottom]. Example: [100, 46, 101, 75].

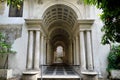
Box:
[22, 71, 39, 80]
[0, 69, 12, 79]
[0, 24, 22, 44]
[110, 70, 120, 79]
[81, 71, 98, 80]
[8, 77, 20, 80]
[0, 1, 5, 15]
[0, 54, 7, 68]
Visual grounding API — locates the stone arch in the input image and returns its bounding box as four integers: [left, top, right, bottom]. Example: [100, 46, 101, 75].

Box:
[54, 41, 66, 51]
[42, 4, 78, 29]
[54, 45, 64, 63]
[41, 1, 78, 65]
[40, 0, 82, 19]
[49, 28, 70, 46]
[48, 26, 71, 38]
[53, 41, 67, 63]
[54, 42, 66, 53]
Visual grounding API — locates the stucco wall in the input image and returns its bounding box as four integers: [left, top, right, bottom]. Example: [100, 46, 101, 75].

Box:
[0, 17, 28, 76]
[92, 8, 110, 79]
[8, 23, 28, 76]
[23, 0, 95, 19]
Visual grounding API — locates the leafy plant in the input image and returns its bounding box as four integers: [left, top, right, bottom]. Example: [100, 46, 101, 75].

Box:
[0, 33, 13, 54]
[107, 45, 120, 72]
[0, 32, 15, 68]
[83, 0, 120, 45]
[0, 0, 23, 9]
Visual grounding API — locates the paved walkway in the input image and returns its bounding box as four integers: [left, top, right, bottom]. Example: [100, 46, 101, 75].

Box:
[42, 64, 80, 79]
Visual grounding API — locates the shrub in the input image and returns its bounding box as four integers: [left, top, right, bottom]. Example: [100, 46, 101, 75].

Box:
[0, 32, 15, 68]
[107, 45, 120, 71]
[0, 33, 11, 54]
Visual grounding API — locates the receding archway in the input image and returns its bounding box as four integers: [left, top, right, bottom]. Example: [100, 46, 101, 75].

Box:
[43, 4, 77, 65]
[54, 46, 64, 63]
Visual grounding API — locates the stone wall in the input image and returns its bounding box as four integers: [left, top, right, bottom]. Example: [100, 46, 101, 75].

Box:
[0, 24, 22, 44]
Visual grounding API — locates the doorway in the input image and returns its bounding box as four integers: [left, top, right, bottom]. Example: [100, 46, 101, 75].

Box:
[54, 46, 64, 63]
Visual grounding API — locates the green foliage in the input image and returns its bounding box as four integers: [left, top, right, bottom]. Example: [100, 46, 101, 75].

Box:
[83, 0, 120, 45]
[0, 0, 23, 8]
[7, 0, 23, 9]
[0, 32, 14, 56]
[107, 45, 120, 71]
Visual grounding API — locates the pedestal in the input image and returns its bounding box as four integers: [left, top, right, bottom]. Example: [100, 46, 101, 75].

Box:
[110, 70, 120, 79]
[81, 71, 98, 80]
[0, 69, 12, 79]
[22, 71, 40, 80]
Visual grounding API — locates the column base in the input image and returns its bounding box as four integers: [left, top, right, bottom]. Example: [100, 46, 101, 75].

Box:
[22, 70, 40, 80]
[81, 71, 98, 80]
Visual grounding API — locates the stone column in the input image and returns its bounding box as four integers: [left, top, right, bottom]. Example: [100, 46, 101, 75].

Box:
[69, 39, 73, 64]
[73, 39, 76, 65]
[86, 30, 93, 70]
[27, 30, 34, 69]
[40, 35, 44, 65]
[34, 30, 40, 70]
[76, 36, 80, 65]
[80, 31, 86, 70]
[43, 37, 46, 65]
[47, 39, 50, 64]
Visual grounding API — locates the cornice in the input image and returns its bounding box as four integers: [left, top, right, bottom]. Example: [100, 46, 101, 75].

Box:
[25, 19, 43, 25]
[78, 19, 94, 25]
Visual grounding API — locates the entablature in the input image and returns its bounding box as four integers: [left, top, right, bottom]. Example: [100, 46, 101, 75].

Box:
[25, 19, 47, 36]
[78, 19, 94, 31]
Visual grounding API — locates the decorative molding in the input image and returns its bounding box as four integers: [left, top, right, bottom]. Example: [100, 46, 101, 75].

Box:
[77, 19, 94, 30]
[25, 19, 42, 25]
[78, 19, 94, 25]
[81, 71, 97, 75]
[25, 19, 47, 35]
[25, 19, 42, 30]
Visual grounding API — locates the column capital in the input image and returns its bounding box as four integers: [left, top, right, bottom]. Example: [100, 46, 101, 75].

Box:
[85, 30, 91, 32]
[78, 19, 94, 25]
[35, 29, 40, 31]
[80, 30, 85, 32]
[79, 30, 91, 32]
[28, 29, 34, 31]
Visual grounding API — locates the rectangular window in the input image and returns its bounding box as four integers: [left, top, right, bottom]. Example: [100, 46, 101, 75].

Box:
[9, 2, 23, 17]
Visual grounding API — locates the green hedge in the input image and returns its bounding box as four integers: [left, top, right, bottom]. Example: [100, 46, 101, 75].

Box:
[107, 45, 120, 71]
